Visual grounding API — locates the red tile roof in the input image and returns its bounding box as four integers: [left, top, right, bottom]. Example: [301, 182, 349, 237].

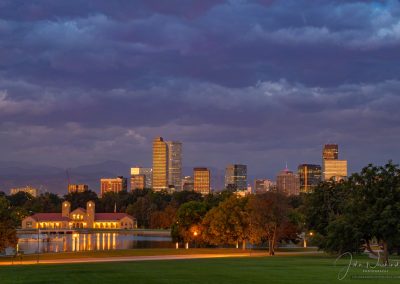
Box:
[29, 213, 69, 221]
[95, 213, 133, 221]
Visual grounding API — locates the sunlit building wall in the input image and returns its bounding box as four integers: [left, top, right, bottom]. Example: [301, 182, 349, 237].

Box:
[100, 176, 127, 197]
[152, 137, 168, 191]
[130, 174, 146, 190]
[68, 184, 89, 194]
[254, 179, 275, 194]
[323, 160, 348, 181]
[193, 168, 211, 195]
[130, 167, 152, 189]
[10, 186, 39, 197]
[323, 144, 339, 160]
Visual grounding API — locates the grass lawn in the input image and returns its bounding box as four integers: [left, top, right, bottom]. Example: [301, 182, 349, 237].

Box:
[0, 247, 317, 262]
[1, 254, 400, 284]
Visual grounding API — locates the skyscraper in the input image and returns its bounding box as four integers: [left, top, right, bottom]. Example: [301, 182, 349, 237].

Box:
[193, 167, 211, 195]
[276, 168, 300, 196]
[152, 137, 168, 191]
[130, 174, 146, 190]
[181, 176, 194, 191]
[323, 160, 348, 181]
[225, 164, 247, 191]
[298, 164, 322, 193]
[68, 184, 89, 194]
[254, 179, 275, 194]
[100, 176, 127, 197]
[323, 144, 339, 160]
[166, 141, 182, 190]
[130, 167, 152, 189]
[322, 144, 348, 181]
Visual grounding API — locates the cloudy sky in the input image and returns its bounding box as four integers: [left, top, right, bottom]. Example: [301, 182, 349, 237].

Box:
[1, 0, 400, 179]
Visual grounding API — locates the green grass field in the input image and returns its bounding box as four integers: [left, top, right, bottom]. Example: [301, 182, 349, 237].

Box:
[1, 254, 400, 284]
[0, 247, 316, 262]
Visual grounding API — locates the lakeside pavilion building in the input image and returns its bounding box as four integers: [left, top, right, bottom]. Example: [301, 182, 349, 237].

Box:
[21, 201, 137, 230]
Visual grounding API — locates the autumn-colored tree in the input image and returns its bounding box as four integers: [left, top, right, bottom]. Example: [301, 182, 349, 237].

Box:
[202, 195, 249, 249]
[247, 192, 294, 255]
[150, 204, 177, 229]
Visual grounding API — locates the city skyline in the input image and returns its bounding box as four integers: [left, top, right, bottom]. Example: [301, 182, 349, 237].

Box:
[0, 1, 399, 182]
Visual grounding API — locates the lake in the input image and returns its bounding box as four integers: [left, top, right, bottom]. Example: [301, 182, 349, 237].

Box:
[17, 232, 173, 254]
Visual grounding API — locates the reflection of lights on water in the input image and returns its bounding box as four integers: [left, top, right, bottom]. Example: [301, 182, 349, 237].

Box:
[112, 233, 116, 250]
[96, 233, 100, 250]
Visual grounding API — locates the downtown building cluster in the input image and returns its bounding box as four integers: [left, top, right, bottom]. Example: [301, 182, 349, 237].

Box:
[9, 140, 348, 198]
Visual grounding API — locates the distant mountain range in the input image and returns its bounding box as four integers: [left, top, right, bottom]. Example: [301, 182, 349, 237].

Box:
[0, 161, 230, 196]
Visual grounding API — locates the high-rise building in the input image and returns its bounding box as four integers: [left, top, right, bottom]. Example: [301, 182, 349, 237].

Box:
[166, 141, 182, 190]
[181, 176, 194, 191]
[68, 184, 89, 194]
[276, 168, 300, 196]
[10, 186, 39, 197]
[323, 160, 348, 181]
[130, 174, 146, 190]
[130, 167, 152, 189]
[152, 137, 168, 191]
[322, 144, 348, 181]
[323, 144, 339, 160]
[225, 164, 247, 190]
[100, 176, 127, 197]
[193, 168, 211, 195]
[298, 164, 322, 193]
[254, 179, 275, 194]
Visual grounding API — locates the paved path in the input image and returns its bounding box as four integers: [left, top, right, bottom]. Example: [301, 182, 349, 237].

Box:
[0, 251, 321, 266]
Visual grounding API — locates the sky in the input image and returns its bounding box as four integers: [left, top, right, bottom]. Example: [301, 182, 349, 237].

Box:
[1, 0, 400, 179]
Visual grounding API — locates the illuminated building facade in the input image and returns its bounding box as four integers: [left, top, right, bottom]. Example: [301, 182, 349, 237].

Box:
[152, 137, 168, 191]
[130, 167, 152, 189]
[323, 160, 348, 181]
[68, 184, 89, 193]
[100, 176, 127, 197]
[276, 168, 300, 196]
[21, 201, 136, 229]
[166, 141, 182, 191]
[254, 179, 275, 194]
[130, 174, 146, 190]
[225, 164, 247, 190]
[10, 186, 39, 197]
[193, 168, 210, 195]
[323, 144, 339, 160]
[297, 164, 322, 193]
[322, 144, 348, 181]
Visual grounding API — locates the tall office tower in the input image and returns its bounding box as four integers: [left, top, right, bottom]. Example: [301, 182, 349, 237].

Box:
[166, 141, 182, 190]
[323, 144, 339, 160]
[68, 184, 89, 194]
[10, 186, 39, 197]
[322, 144, 348, 181]
[130, 174, 146, 190]
[224, 164, 247, 191]
[298, 164, 322, 193]
[323, 160, 348, 181]
[130, 167, 152, 189]
[254, 179, 275, 194]
[193, 168, 211, 195]
[181, 176, 194, 191]
[152, 137, 168, 191]
[100, 176, 127, 197]
[276, 168, 300, 196]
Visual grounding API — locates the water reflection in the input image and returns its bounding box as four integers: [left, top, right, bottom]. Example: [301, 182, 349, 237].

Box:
[17, 233, 173, 254]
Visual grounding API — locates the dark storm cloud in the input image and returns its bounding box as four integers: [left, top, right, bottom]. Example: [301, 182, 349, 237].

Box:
[1, 0, 400, 178]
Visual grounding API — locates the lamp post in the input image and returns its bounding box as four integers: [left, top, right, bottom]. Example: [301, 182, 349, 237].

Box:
[193, 231, 198, 248]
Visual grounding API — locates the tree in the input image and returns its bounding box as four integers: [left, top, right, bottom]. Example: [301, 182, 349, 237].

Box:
[64, 190, 98, 209]
[126, 195, 157, 228]
[171, 201, 208, 244]
[247, 192, 296, 255]
[202, 195, 249, 248]
[150, 205, 177, 229]
[0, 197, 17, 252]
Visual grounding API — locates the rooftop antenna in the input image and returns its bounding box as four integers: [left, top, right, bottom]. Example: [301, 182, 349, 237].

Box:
[285, 161, 288, 170]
